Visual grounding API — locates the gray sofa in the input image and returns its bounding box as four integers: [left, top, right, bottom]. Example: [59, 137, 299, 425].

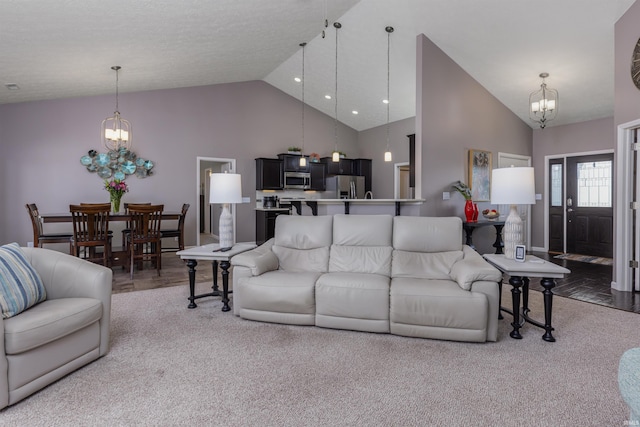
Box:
[619, 347, 640, 424]
[1, 247, 112, 409]
[232, 214, 502, 342]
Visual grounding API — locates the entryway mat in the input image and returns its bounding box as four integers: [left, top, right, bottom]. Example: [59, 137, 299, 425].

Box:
[553, 253, 613, 266]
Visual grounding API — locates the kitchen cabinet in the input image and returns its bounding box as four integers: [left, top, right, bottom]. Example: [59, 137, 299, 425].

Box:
[278, 154, 309, 172]
[353, 158, 372, 193]
[255, 209, 289, 245]
[255, 158, 283, 190]
[321, 157, 354, 175]
[309, 162, 326, 191]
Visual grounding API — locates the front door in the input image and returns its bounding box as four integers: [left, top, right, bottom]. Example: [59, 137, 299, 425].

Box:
[565, 153, 614, 258]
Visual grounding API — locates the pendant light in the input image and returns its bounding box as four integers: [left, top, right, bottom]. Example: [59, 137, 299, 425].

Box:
[332, 22, 342, 163]
[299, 42, 307, 168]
[384, 26, 394, 162]
[101, 66, 132, 151]
[529, 72, 558, 129]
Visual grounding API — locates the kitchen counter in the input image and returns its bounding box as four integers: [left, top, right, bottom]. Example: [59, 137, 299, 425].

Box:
[254, 207, 290, 212]
[278, 198, 425, 216]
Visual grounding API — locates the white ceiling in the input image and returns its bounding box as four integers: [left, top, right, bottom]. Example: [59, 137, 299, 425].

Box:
[0, 0, 636, 131]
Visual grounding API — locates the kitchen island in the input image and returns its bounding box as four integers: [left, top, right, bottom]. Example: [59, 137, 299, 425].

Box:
[279, 198, 425, 216]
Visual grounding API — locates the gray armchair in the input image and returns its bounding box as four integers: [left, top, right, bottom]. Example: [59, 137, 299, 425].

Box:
[0, 247, 111, 409]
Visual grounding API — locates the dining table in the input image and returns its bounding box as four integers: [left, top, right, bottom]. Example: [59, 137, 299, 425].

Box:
[39, 211, 182, 268]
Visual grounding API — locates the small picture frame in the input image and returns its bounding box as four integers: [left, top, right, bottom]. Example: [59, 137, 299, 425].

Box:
[515, 245, 526, 262]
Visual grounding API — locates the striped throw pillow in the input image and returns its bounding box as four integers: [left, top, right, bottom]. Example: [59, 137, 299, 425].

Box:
[0, 243, 47, 318]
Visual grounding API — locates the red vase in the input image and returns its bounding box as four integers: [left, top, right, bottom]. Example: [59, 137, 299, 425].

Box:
[464, 200, 475, 223]
[473, 203, 479, 222]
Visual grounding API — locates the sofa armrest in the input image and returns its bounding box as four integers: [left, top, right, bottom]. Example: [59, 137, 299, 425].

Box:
[450, 246, 502, 291]
[231, 238, 279, 276]
[21, 247, 112, 356]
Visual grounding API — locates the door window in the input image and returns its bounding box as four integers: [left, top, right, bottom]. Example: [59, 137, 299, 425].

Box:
[576, 160, 612, 208]
[551, 163, 563, 207]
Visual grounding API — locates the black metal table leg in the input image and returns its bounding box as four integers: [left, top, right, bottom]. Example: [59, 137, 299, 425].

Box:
[522, 277, 530, 314]
[540, 277, 556, 342]
[212, 260, 219, 292]
[186, 259, 198, 309]
[220, 260, 231, 312]
[492, 224, 504, 254]
[509, 275, 524, 339]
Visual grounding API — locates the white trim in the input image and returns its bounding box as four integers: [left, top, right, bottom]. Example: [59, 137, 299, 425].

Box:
[196, 157, 236, 247]
[615, 119, 640, 292]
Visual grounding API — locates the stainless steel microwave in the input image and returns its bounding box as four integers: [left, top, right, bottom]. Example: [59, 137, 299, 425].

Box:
[284, 171, 311, 189]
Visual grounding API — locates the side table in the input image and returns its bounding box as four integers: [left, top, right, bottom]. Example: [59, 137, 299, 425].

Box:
[483, 254, 570, 342]
[463, 220, 505, 254]
[177, 242, 256, 312]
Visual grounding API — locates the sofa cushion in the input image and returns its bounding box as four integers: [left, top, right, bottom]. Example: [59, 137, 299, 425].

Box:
[236, 271, 321, 315]
[392, 250, 463, 279]
[390, 277, 488, 331]
[330, 214, 393, 275]
[274, 215, 333, 249]
[393, 216, 462, 252]
[4, 297, 102, 354]
[272, 246, 329, 272]
[316, 272, 390, 320]
[0, 243, 47, 319]
[329, 245, 392, 275]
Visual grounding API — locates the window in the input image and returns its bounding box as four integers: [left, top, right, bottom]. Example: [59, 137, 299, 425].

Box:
[551, 163, 563, 207]
[576, 161, 612, 207]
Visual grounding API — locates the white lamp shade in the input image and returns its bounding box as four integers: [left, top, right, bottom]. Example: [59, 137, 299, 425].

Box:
[490, 167, 536, 205]
[209, 173, 243, 204]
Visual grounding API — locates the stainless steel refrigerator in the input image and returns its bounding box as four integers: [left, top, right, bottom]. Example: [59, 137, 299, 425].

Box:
[326, 175, 365, 199]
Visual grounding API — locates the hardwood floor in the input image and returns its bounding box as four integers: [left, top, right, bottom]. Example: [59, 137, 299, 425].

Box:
[530, 251, 640, 314]
[110, 249, 640, 315]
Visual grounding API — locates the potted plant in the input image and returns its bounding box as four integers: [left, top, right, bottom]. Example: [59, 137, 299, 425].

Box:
[452, 181, 477, 222]
[309, 152, 320, 163]
[287, 146, 302, 154]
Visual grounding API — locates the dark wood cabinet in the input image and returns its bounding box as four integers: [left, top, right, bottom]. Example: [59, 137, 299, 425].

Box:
[321, 157, 354, 175]
[278, 154, 309, 172]
[256, 209, 289, 245]
[354, 159, 372, 192]
[256, 158, 283, 190]
[309, 162, 326, 191]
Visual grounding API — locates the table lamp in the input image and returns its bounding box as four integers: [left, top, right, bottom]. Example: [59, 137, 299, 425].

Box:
[210, 172, 243, 250]
[490, 167, 536, 259]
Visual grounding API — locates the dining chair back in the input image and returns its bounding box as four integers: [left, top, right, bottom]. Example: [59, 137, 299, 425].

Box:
[69, 203, 112, 267]
[121, 202, 152, 250]
[126, 204, 164, 279]
[160, 203, 190, 252]
[26, 203, 74, 248]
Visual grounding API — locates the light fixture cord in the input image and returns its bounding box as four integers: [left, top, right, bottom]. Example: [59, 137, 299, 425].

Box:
[334, 23, 340, 154]
[114, 67, 120, 113]
[301, 42, 306, 152]
[386, 28, 391, 151]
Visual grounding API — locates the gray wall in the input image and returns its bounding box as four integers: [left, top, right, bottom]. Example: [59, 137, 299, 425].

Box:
[416, 34, 533, 254]
[0, 80, 359, 247]
[615, 0, 640, 127]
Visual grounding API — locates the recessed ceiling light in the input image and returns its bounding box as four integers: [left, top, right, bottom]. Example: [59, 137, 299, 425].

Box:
[5, 83, 20, 90]
[294, 77, 301, 83]
[352, 110, 358, 115]
[382, 99, 389, 104]
[325, 94, 332, 100]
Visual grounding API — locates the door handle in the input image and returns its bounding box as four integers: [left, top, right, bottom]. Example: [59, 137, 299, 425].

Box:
[567, 208, 574, 213]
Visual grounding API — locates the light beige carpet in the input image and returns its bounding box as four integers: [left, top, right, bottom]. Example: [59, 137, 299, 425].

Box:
[0, 281, 637, 426]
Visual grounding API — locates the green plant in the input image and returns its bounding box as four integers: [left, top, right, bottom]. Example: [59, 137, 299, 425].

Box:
[287, 146, 302, 152]
[452, 181, 472, 200]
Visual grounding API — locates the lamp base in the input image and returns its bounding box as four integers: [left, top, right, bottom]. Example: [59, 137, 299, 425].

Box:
[503, 204, 523, 259]
[218, 203, 234, 250]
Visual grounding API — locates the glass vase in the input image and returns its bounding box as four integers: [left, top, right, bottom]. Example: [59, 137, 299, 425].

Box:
[111, 195, 121, 213]
[464, 199, 475, 223]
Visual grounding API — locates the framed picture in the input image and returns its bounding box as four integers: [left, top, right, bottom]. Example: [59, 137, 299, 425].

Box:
[468, 149, 492, 201]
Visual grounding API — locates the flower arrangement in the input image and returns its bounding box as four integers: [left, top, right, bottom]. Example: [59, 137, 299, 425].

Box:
[104, 179, 128, 212]
[452, 180, 472, 200]
[309, 152, 320, 162]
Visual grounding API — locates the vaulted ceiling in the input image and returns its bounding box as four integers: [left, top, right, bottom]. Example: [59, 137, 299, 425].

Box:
[0, 0, 635, 131]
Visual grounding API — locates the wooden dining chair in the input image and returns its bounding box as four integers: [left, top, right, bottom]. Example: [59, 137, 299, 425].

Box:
[121, 202, 151, 250]
[126, 204, 164, 279]
[69, 203, 112, 267]
[25, 203, 74, 248]
[160, 203, 190, 252]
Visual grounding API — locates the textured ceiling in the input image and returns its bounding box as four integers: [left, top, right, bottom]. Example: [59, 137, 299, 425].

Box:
[0, 0, 636, 131]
